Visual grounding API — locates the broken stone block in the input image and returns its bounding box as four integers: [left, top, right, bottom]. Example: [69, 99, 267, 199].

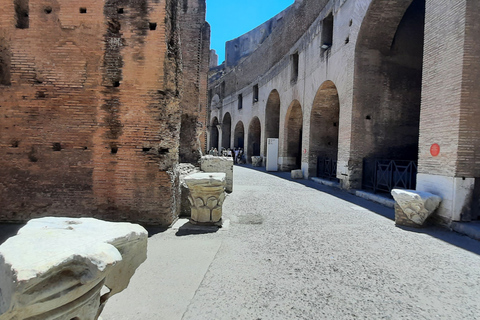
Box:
[178, 163, 202, 217]
[0, 217, 148, 320]
[391, 189, 442, 227]
[291, 169, 303, 179]
[184, 172, 226, 225]
[252, 156, 263, 167]
[201, 155, 234, 193]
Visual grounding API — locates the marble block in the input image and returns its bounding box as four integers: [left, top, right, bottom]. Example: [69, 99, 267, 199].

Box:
[291, 169, 303, 179]
[252, 156, 263, 167]
[185, 172, 226, 225]
[201, 155, 234, 193]
[0, 217, 148, 320]
[391, 189, 442, 227]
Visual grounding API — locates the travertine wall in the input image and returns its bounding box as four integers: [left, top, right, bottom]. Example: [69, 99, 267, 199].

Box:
[0, 0, 209, 225]
[207, 0, 480, 224]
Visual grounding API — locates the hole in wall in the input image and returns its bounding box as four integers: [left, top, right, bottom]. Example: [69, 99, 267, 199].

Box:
[345, 37, 349, 44]
[113, 81, 120, 87]
[36, 91, 46, 99]
[142, 147, 151, 152]
[117, 8, 124, 14]
[79, 7, 87, 13]
[83, 146, 88, 150]
[333, 122, 337, 127]
[111, 146, 118, 154]
[10, 140, 19, 148]
[349, 19, 353, 27]
[52, 143, 62, 151]
[44, 6, 52, 14]
[28, 147, 38, 162]
[149, 22, 157, 30]
[365, 115, 371, 120]
[159, 148, 169, 155]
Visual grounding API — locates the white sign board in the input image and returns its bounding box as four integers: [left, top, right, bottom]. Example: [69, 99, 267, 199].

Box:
[266, 138, 279, 172]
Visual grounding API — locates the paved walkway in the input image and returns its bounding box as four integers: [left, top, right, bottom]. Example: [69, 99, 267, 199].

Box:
[102, 165, 480, 319]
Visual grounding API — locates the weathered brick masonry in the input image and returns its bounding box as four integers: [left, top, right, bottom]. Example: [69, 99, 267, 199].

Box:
[0, 0, 209, 225]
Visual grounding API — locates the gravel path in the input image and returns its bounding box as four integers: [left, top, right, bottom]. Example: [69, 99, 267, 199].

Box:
[105, 165, 480, 320]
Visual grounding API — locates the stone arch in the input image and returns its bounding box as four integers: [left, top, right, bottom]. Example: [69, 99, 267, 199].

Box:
[234, 121, 245, 149]
[282, 100, 303, 171]
[264, 89, 281, 155]
[309, 81, 340, 179]
[351, 0, 425, 191]
[247, 117, 261, 162]
[222, 112, 232, 149]
[210, 117, 219, 150]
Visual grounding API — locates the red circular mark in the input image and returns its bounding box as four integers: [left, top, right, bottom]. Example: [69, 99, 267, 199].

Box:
[303, 149, 307, 154]
[430, 143, 440, 157]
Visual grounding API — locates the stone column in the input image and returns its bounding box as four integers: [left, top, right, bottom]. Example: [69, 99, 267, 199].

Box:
[184, 172, 226, 225]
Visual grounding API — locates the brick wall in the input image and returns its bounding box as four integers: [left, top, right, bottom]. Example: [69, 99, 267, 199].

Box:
[0, 0, 208, 225]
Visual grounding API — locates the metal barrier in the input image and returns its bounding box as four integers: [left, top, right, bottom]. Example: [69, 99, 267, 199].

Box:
[317, 157, 338, 180]
[363, 159, 417, 193]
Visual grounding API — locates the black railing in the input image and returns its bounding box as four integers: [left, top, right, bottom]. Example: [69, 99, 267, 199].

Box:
[317, 157, 338, 180]
[363, 159, 417, 193]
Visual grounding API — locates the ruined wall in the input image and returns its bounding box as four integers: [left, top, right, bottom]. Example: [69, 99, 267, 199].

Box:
[178, 0, 209, 164]
[0, 0, 207, 226]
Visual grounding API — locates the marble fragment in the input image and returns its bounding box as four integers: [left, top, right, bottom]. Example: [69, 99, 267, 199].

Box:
[391, 189, 442, 226]
[251, 156, 263, 167]
[0, 217, 148, 320]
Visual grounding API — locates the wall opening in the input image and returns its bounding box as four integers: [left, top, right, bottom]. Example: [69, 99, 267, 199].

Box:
[247, 117, 261, 162]
[353, 0, 425, 191]
[264, 89, 280, 156]
[52, 143, 62, 151]
[322, 13, 334, 49]
[14, 0, 29, 29]
[234, 121, 245, 149]
[222, 113, 232, 150]
[149, 22, 157, 30]
[282, 100, 303, 171]
[180, 114, 199, 163]
[80, 7, 87, 13]
[238, 94, 243, 110]
[308, 81, 340, 179]
[210, 117, 219, 150]
[290, 52, 299, 83]
[252, 84, 259, 103]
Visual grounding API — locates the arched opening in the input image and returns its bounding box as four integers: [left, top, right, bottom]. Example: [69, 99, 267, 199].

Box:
[210, 117, 219, 150]
[352, 0, 425, 193]
[282, 100, 303, 171]
[309, 81, 340, 179]
[264, 89, 281, 155]
[247, 117, 261, 162]
[222, 113, 232, 150]
[179, 114, 199, 163]
[234, 121, 245, 149]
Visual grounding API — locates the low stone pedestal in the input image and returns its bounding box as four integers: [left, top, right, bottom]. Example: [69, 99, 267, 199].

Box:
[391, 189, 442, 227]
[184, 172, 226, 225]
[252, 156, 263, 167]
[291, 169, 303, 179]
[201, 155, 234, 193]
[0, 217, 148, 320]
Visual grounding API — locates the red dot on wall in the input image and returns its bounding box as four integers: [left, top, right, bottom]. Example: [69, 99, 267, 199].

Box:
[430, 143, 440, 157]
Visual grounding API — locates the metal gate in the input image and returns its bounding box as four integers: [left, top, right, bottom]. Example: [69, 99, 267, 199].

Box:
[317, 157, 338, 180]
[362, 159, 417, 193]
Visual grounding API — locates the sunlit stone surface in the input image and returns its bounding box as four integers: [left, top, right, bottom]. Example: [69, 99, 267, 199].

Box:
[391, 189, 442, 227]
[0, 217, 147, 320]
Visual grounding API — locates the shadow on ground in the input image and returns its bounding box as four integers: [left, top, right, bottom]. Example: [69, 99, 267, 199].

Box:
[236, 164, 480, 255]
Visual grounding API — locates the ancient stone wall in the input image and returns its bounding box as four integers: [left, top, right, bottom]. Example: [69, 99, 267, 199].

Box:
[0, 0, 208, 226]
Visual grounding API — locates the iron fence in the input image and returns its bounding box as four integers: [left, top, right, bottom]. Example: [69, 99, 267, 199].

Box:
[317, 157, 338, 180]
[362, 159, 417, 193]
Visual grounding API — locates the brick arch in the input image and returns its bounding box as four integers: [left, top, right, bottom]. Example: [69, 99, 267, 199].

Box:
[234, 121, 245, 149]
[309, 81, 340, 178]
[264, 89, 281, 155]
[281, 100, 303, 171]
[222, 112, 232, 149]
[247, 117, 261, 162]
[351, 0, 425, 190]
[210, 117, 219, 150]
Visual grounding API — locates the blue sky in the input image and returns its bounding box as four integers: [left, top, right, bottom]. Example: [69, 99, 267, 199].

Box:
[206, 0, 294, 64]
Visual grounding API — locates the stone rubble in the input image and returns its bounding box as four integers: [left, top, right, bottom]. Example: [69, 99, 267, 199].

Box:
[391, 189, 442, 227]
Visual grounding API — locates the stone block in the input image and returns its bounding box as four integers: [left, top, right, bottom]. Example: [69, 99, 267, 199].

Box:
[0, 217, 148, 320]
[391, 189, 442, 227]
[252, 156, 263, 167]
[201, 155, 234, 193]
[291, 169, 303, 179]
[184, 172, 226, 225]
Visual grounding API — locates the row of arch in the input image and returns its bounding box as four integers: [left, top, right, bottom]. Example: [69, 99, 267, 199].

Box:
[209, 80, 340, 178]
[209, 0, 425, 187]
